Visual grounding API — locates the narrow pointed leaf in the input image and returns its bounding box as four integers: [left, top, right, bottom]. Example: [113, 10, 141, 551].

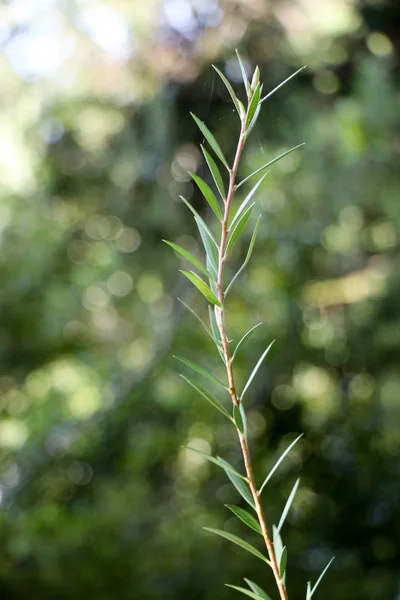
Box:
[246, 102, 261, 137]
[232, 322, 263, 362]
[306, 581, 312, 600]
[180, 374, 231, 419]
[190, 172, 223, 220]
[235, 49, 250, 96]
[217, 456, 256, 509]
[261, 66, 307, 104]
[195, 217, 218, 277]
[225, 215, 261, 296]
[226, 585, 268, 600]
[213, 65, 241, 116]
[240, 340, 275, 401]
[259, 434, 303, 495]
[201, 145, 225, 200]
[279, 546, 287, 579]
[180, 270, 222, 307]
[178, 298, 213, 339]
[246, 82, 261, 129]
[208, 306, 221, 344]
[191, 113, 229, 169]
[236, 144, 305, 190]
[163, 240, 214, 280]
[277, 478, 300, 535]
[204, 528, 270, 564]
[225, 505, 262, 534]
[310, 557, 335, 597]
[174, 355, 226, 388]
[233, 404, 245, 435]
[185, 448, 250, 481]
[239, 402, 248, 442]
[273, 525, 284, 569]
[226, 204, 254, 254]
[179, 195, 218, 247]
[231, 173, 268, 229]
[244, 579, 272, 600]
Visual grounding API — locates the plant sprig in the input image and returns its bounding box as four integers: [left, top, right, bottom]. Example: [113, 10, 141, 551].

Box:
[166, 52, 333, 600]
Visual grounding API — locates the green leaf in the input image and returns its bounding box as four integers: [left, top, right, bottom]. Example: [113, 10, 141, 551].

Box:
[163, 240, 214, 281]
[231, 173, 268, 230]
[177, 298, 213, 340]
[180, 270, 222, 307]
[180, 374, 231, 420]
[226, 204, 254, 254]
[201, 145, 226, 200]
[194, 217, 219, 278]
[306, 581, 312, 600]
[235, 49, 250, 96]
[259, 434, 303, 495]
[225, 505, 262, 534]
[261, 66, 307, 104]
[273, 525, 284, 576]
[226, 585, 268, 600]
[174, 355, 226, 388]
[218, 456, 255, 509]
[179, 195, 218, 248]
[190, 172, 223, 220]
[277, 478, 300, 535]
[279, 546, 287, 579]
[239, 402, 248, 442]
[204, 528, 270, 564]
[212, 65, 241, 116]
[232, 322, 263, 362]
[233, 404, 245, 434]
[208, 306, 221, 344]
[309, 557, 335, 598]
[240, 340, 275, 401]
[244, 579, 272, 600]
[191, 113, 229, 170]
[185, 448, 251, 481]
[225, 216, 261, 296]
[236, 144, 305, 190]
[246, 102, 261, 137]
[246, 82, 261, 129]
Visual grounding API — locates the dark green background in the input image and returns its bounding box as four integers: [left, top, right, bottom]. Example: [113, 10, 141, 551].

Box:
[0, 0, 399, 598]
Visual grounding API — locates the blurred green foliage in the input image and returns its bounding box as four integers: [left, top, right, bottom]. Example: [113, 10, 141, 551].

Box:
[0, 0, 399, 599]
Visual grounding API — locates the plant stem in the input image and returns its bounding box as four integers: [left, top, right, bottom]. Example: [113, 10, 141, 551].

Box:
[214, 119, 289, 600]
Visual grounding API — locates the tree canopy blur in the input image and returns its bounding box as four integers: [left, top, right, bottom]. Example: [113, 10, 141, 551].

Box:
[0, 0, 399, 599]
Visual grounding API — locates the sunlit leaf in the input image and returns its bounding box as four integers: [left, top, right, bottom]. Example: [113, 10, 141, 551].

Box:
[261, 66, 307, 104]
[246, 82, 261, 129]
[226, 585, 267, 600]
[309, 557, 335, 598]
[225, 216, 261, 295]
[180, 270, 221, 307]
[218, 456, 256, 509]
[246, 103, 261, 137]
[180, 374, 231, 419]
[239, 402, 248, 442]
[225, 505, 262, 534]
[179, 195, 218, 248]
[204, 528, 270, 564]
[306, 581, 312, 600]
[201, 145, 226, 200]
[190, 172, 223, 220]
[185, 448, 251, 481]
[259, 434, 303, 495]
[276, 478, 300, 535]
[244, 579, 272, 600]
[232, 323, 263, 362]
[273, 525, 284, 574]
[231, 173, 268, 229]
[174, 355, 226, 388]
[191, 113, 229, 170]
[163, 240, 214, 280]
[213, 65, 241, 116]
[236, 144, 305, 190]
[240, 340, 275, 401]
[235, 49, 250, 96]
[226, 204, 254, 254]
[195, 217, 219, 278]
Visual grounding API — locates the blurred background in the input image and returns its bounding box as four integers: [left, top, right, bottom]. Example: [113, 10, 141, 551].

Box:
[0, 0, 399, 598]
